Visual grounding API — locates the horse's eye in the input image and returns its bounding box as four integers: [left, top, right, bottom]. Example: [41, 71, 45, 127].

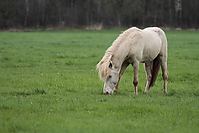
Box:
[108, 75, 112, 78]
[109, 63, 112, 68]
[113, 82, 117, 85]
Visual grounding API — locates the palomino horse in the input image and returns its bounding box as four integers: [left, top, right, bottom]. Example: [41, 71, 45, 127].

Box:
[97, 27, 168, 94]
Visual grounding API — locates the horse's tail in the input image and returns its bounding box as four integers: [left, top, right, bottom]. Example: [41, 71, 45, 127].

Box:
[149, 56, 161, 87]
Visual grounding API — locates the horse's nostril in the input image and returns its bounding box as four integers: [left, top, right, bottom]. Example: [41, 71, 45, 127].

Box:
[104, 92, 109, 95]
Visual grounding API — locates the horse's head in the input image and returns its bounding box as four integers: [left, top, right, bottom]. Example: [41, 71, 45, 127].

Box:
[103, 62, 119, 94]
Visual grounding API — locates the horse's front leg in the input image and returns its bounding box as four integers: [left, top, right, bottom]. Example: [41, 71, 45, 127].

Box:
[132, 62, 139, 95]
[114, 61, 129, 92]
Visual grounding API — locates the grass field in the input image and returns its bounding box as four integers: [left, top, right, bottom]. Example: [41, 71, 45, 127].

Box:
[0, 29, 199, 133]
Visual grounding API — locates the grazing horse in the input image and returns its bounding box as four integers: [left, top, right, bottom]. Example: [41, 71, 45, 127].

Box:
[96, 27, 168, 95]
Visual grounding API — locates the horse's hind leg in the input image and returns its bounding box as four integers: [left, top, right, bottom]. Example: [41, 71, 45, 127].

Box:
[160, 56, 168, 93]
[144, 62, 152, 93]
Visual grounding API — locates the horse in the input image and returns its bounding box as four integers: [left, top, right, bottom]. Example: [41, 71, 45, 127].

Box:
[96, 27, 168, 95]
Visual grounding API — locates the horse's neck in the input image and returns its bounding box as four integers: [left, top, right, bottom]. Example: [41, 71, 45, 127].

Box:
[112, 44, 129, 68]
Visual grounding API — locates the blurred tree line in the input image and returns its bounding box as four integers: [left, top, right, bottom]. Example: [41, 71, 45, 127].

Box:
[0, 0, 198, 29]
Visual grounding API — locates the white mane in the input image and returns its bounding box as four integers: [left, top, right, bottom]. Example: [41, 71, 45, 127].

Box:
[96, 27, 140, 80]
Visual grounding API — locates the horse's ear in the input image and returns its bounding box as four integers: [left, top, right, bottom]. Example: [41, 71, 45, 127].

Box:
[109, 62, 113, 68]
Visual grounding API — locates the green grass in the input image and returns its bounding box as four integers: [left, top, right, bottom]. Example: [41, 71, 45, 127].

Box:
[0, 29, 199, 133]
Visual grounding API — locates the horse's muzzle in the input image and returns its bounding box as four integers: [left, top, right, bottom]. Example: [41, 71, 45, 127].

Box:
[104, 92, 110, 95]
[104, 91, 113, 95]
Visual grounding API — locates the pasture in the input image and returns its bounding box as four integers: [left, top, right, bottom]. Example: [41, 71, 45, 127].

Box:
[0, 29, 199, 133]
